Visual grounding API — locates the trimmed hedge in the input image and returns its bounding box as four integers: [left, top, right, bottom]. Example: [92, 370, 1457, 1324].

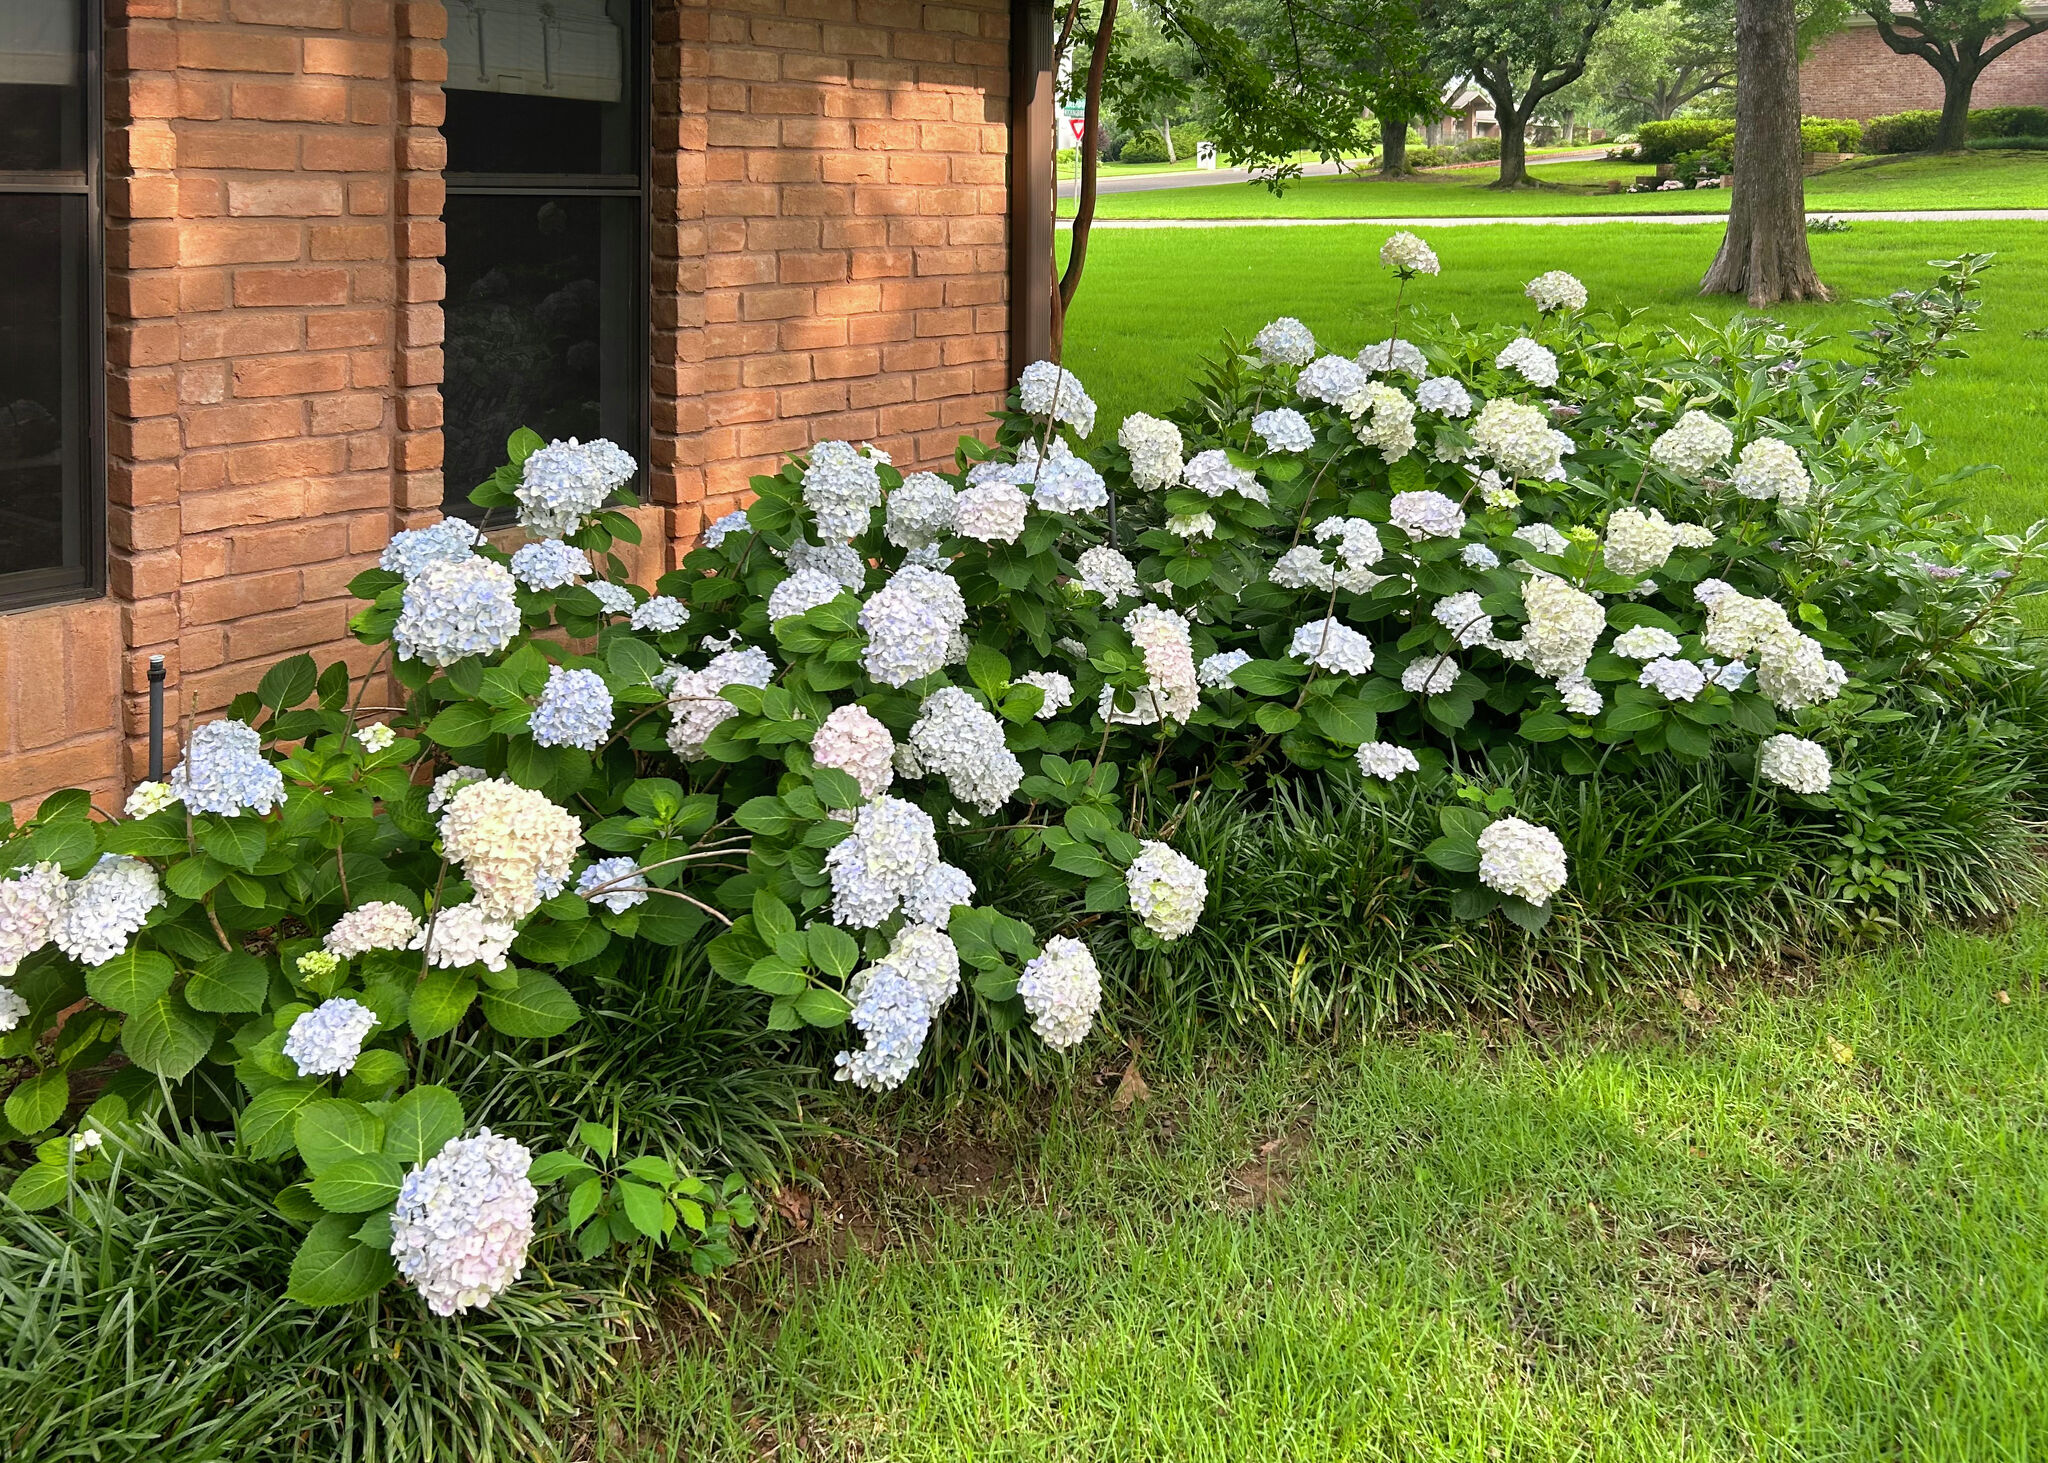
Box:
[1635, 116, 1861, 162]
[1117, 127, 1206, 165]
[1969, 105, 2048, 139]
[1968, 135, 2048, 151]
[1866, 105, 2048, 152]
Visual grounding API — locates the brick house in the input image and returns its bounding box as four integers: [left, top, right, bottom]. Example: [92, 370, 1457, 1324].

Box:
[0, 0, 1057, 808]
[1800, 7, 2048, 120]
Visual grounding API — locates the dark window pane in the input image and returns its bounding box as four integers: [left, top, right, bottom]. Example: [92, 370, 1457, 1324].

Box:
[442, 193, 642, 512]
[443, 0, 633, 175]
[0, 0, 84, 172]
[0, 193, 90, 585]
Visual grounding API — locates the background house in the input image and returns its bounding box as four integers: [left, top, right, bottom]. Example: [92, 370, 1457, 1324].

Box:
[0, 0, 1057, 808]
[1799, 4, 2048, 120]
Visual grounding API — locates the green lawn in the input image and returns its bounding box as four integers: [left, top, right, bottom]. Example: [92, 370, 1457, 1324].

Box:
[1058, 150, 2048, 219]
[592, 917, 2048, 1461]
[1057, 219, 2048, 533]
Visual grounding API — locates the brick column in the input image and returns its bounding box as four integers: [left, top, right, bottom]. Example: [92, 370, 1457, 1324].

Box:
[395, 1, 447, 530]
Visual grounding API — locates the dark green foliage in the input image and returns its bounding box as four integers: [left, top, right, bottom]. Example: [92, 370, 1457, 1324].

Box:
[1967, 134, 2048, 150]
[1635, 116, 1860, 161]
[1864, 108, 1942, 151]
[1968, 104, 2048, 138]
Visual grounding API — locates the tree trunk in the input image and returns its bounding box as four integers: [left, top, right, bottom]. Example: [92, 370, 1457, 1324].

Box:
[1699, 0, 1827, 304]
[1379, 114, 1409, 175]
[1054, 0, 1118, 352]
[1492, 107, 1529, 187]
[1935, 66, 1975, 149]
[1562, 110, 1576, 144]
[1162, 115, 1177, 162]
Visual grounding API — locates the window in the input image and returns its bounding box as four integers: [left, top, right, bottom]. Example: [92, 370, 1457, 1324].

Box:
[441, 0, 649, 516]
[0, 0, 100, 609]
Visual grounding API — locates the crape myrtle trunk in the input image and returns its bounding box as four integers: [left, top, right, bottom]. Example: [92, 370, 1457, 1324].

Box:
[1698, 0, 1828, 304]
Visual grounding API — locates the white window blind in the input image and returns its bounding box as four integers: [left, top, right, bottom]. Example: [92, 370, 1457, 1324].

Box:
[0, 1, 79, 88]
[445, 0, 623, 103]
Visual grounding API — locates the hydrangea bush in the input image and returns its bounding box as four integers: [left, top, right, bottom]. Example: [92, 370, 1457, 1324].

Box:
[3, 245, 2040, 1321]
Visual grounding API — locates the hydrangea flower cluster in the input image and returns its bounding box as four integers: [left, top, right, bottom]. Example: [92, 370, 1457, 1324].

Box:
[1731, 437, 1812, 505]
[516, 438, 635, 537]
[428, 766, 486, 814]
[1184, 449, 1263, 500]
[1389, 490, 1465, 540]
[701, 510, 752, 548]
[824, 796, 941, 928]
[1415, 377, 1473, 418]
[1108, 604, 1199, 724]
[1017, 935, 1103, 1049]
[282, 997, 379, 1077]
[412, 901, 518, 972]
[1198, 649, 1252, 689]
[577, 857, 650, 913]
[1253, 316, 1317, 366]
[833, 924, 965, 1090]
[1356, 742, 1420, 781]
[1462, 544, 1499, 569]
[1251, 408, 1315, 452]
[954, 480, 1029, 543]
[507, 539, 588, 591]
[1076, 545, 1141, 603]
[1361, 338, 1429, 378]
[390, 1128, 538, 1316]
[767, 567, 846, 622]
[1015, 670, 1074, 717]
[324, 900, 423, 959]
[437, 779, 582, 921]
[1524, 270, 1588, 312]
[1403, 655, 1460, 695]
[902, 862, 975, 927]
[907, 688, 1024, 815]
[0, 986, 27, 1033]
[1639, 657, 1707, 702]
[52, 856, 163, 967]
[802, 440, 887, 540]
[1472, 397, 1573, 481]
[811, 704, 897, 803]
[630, 596, 690, 634]
[662, 644, 777, 757]
[1514, 576, 1606, 679]
[168, 719, 285, 817]
[1755, 631, 1848, 710]
[394, 556, 522, 667]
[587, 580, 637, 616]
[1015, 439, 1110, 515]
[1298, 355, 1374, 417]
[1602, 506, 1679, 577]
[529, 666, 614, 751]
[1612, 626, 1683, 660]
[1357, 383, 1418, 462]
[1650, 411, 1735, 478]
[1289, 617, 1375, 675]
[1476, 817, 1569, 906]
[1118, 413, 1185, 489]
[1433, 591, 1496, 648]
[355, 722, 396, 754]
[1758, 734, 1833, 794]
[1017, 359, 1098, 436]
[885, 471, 958, 548]
[859, 563, 966, 687]
[380, 517, 482, 580]
[1496, 337, 1560, 388]
[123, 781, 178, 818]
[0, 860, 68, 979]
[1379, 230, 1439, 277]
[1126, 840, 1207, 940]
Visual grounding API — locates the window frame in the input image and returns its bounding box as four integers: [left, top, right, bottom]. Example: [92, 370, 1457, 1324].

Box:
[0, 2, 105, 613]
[440, 0, 652, 518]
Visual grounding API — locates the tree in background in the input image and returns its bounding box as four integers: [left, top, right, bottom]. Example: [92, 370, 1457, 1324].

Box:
[1105, 1, 1201, 161]
[1584, 0, 1735, 123]
[1699, 0, 1828, 303]
[1419, 0, 1629, 186]
[1859, 0, 2048, 150]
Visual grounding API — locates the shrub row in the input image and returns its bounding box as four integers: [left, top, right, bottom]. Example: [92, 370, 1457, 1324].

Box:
[1634, 116, 1861, 162]
[1864, 104, 2048, 152]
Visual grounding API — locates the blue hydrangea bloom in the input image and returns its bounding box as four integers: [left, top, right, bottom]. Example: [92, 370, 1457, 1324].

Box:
[577, 857, 649, 913]
[168, 719, 285, 816]
[528, 666, 614, 750]
[833, 965, 934, 1091]
[379, 518, 482, 580]
[630, 596, 689, 633]
[587, 581, 637, 616]
[393, 557, 521, 667]
[508, 539, 589, 591]
[516, 438, 637, 537]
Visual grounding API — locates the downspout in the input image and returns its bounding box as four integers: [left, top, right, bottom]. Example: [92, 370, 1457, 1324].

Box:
[1008, 0, 1056, 373]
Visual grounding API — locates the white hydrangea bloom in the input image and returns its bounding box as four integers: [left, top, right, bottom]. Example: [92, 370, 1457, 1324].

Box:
[907, 687, 1024, 815]
[394, 556, 521, 667]
[1125, 840, 1207, 941]
[0, 861, 67, 979]
[885, 471, 958, 548]
[1755, 630, 1848, 711]
[1472, 398, 1573, 481]
[1017, 935, 1103, 1050]
[123, 781, 179, 819]
[1357, 383, 1418, 463]
[859, 563, 966, 688]
[168, 719, 284, 817]
[354, 722, 397, 755]
[1288, 617, 1375, 676]
[410, 901, 519, 972]
[529, 666, 614, 751]
[1474, 468, 1521, 510]
[1118, 413, 1185, 489]
[1692, 577, 1738, 609]
[1167, 512, 1217, 540]
[1560, 677, 1603, 716]
[1356, 742, 1420, 781]
[630, 595, 691, 634]
[1183, 448, 1263, 500]
[1462, 544, 1500, 570]
[1359, 337, 1429, 379]
[1403, 655, 1460, 695]
[1015, 438, 1110, 515]
[1252, 316, 1317, 367]
[1433, 591, 1495, 648]
[1525, 270, 1588, 312]
[1701, 590, 1795, 658]
[1758, 734, 1833, 794]
[1612, 625, 1683, 660]
[507, 538, 588, 591]
[1671, 522, 1719, 549]
[1705, 658, 1753, 691]
[1075, 545, 1142, 603]
[283, 997, 379, 1078]
[1650, 411, 1735, 479]
[1105, 604, 1200, 725]
[701, 509, 752, 549]
[810, 705, 896, 803]
[767, 567, 846, 622]
[325, 900, 424, 959]
[1379, 230, 1439, 277]
[1017, 359, 1098, 436]
[1251, 408, 1315, 452]
[52, 856, 163, 968]
[663, 645, 777, 757]
[1197, 649, 1252, 689]
[1519, 576, 1606, 679]
[802, 440, 886, 540]
[577, 857, 650, 913]
[1639, 657, 1708, 702]
[1388, 489, 1466, 540]
[1014, 670, 1073, 718]
[390, 1128, 537, 1316]
[1495, 337, 1560, 389]
[380, 517, 483, 580]
[1477, 816, 1569, 906]
[428, 765, 486, 814]
[824, 796, 941, 928]
[586, 580, 637, 616]
[1602, 506, 1678, 577]
[1513, 522, 1571, 557]
[1415, 377, 1473, 418]
[1731, 437, 1811, 505]
[515, 438, 635, 537]
[1298, 354, 1375, 417]
[953, 480, 1029, 544]
[437, 779, 582, 922]
[0, 986, 28, 1034]
[901, 863, 975, 928]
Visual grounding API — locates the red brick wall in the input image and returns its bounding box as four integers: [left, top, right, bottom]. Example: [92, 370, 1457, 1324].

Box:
[0, 0, 1018, 810]
[1801, 19, 2048, 120]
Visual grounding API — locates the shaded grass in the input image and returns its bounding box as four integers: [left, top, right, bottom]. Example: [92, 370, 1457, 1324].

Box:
[1060, 219, 2048, 533]
[585, 914, 2048, 1461]
[1060, 149, 2048, 219]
